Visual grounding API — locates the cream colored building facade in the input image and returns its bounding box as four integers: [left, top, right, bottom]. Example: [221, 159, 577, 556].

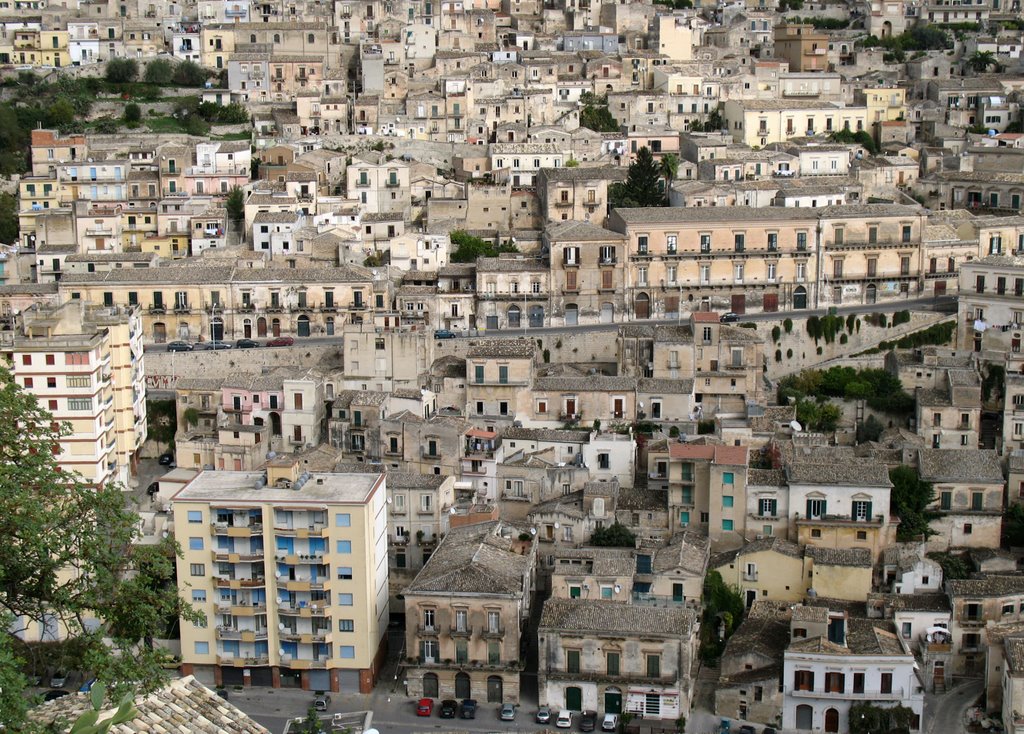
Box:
[173, 463, 389, 693]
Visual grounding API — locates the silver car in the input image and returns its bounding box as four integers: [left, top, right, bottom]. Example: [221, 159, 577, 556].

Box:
[536, 705, 552, 724]
[500, 702, 517, 721]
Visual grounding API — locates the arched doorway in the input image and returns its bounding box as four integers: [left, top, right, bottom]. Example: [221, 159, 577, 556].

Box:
[422, 673, 439, 698]
[270, 412, 282, 436]
[882, 19, 893, 36]
[601, 303, 614, 323]
[565, 304, 578, 326]
[486, 675, 502, 703]
[271, 318, 281, 337]
[824, 708, 840, 733]
[177, 322, 190, 340]
[793, 285, 808, 310]
[635, 292, 650, 319]
[528, 305, 544, 328]
[604, 686, 622, 714]
[866, 283, 877, 304]
[211, 317, 224, 341]
[257, 317, 268, 337]
[297, 315, 310, 337]
[325, 317, 335, 336]
[795, 704, 813, 730]
[243, 319, 252, 338]
[565, 686, 582, 711]
[455, 672, 471, 700]
[153, 322, 167, 343]
[507, 305, 521, 328]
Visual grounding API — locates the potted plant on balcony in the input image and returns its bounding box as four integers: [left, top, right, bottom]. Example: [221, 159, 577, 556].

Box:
[416, 529, 425, 544]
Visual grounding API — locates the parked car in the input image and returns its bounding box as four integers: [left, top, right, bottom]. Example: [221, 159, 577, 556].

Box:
[460, 699, 477, 719]
[266, 336, 295, 347]
[536, 705, 552, 724]
[580, 710, 598, 731]
[763, 728, 777, 734]
[500, 702, 517, 721]
[416, 698, 433, 717]
[556, 709, 573, 728]
[235, 339, 260, 349]
[165, 341, 193, 352]
[738, 726, 757, 734]
[313, 695, 331, 711]
[720, 312, 740, 323]
[78, 678, 96, 693]
[44, 689, 69, 701]
[146, 482, 160, 496]
[158, 452, 175, 466]
[197, 340, 232, 351]
[49, 672, 67, 688]
[601, 713, 620, 731]
[434, 329, 457, 339]
[439, 700, 458, 718]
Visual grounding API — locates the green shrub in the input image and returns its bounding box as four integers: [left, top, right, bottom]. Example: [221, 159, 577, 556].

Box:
[106, 58, 139, 83]
[840, 333, 848, 344]
[771, 325, 781, 342]
[775, 349, 782, 362]
[697, 419, 715, 434]
[783, 318, 793, 334]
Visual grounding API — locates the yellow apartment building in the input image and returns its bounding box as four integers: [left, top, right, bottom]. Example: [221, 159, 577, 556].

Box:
[173, 461, 389, 692]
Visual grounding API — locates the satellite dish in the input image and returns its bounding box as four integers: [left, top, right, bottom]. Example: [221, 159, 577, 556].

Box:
[449, 506, 457, 514]
[275, 571, 281, 578]
[790, 420, 802, 432]
[386, 497, 392, 505]
[279, 648, 286, 656]
[278, 622, 285, 630]
[614, 584, 621, 594]
[554, 522, 560, 529]
[530, 527, 537, 535]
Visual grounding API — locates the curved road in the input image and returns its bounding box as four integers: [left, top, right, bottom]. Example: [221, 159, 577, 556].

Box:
[142, 296, 957, 352]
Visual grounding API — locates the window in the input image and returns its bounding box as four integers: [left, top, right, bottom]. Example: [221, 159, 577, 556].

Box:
[880, 672, 893, 694]
[339, 619, 355, 632]
[646, 654, 661, 678]
[189, 563, 205, 576]
[68, 398, 92, 411]
[940, 491, 951, 511]
[474, 365, 484, 383]
[194, 641, 210, 655]
[964, 523, 973, 535]
[971, 492, 983, 511]
[192, 590, 206, 602]
[189, 537, 204, 551]
[338, 593, 354, 605]
[187, 510, 203, 523]
[806, 498, 826, 518]
[852, 500, 871, 521]
[759, 498, 777, 517]
[337, 566, 353, 580]
[723, 496, 734, 508]
[339, 646, 355, 659]
[567, 649, 581, 673]
[723, 472, 734, 485]
[336, 513, 351, 527]
[336, 540, 352, 553]
[607, 651, 620, 675]
[722, 519, 734, 531]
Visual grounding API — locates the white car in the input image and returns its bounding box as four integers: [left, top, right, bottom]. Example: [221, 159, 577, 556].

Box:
[556, 709, 573, 728]
[602, 713, 620, 731]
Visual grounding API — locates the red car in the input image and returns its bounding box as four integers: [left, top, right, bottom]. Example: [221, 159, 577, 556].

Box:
[416, 698, 433, 716]
[266, 336, 295, 347]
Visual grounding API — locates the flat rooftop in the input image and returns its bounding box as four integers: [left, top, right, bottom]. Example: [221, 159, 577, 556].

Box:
[173, 470, 384, 505]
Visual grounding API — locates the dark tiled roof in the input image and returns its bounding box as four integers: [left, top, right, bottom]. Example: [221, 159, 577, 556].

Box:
[405, 521, 530, 596]
[540, 598, 696, 637]
[917, 448, 1004, 484]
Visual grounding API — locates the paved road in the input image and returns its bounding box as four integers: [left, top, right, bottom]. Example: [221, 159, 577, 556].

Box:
[142, 296, 957, 352]
[925, 678, 984, 734]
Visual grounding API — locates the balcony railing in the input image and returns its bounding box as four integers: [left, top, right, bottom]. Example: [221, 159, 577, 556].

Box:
[789, 687, 904, 700]
[481, 626, 505, 639]
[217, 655, 270, 666]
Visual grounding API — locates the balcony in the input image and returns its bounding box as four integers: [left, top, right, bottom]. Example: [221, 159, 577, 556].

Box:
[214, 576, 267, 589]
[217, 655, 270, 667]
[239, 303, 256, 312]
[211, 522, 264, 537]
[789, 687, 904, 700]
[212, 549, 265, 563]
[599, 257, 617, 265]
[450, 625, 474, 638]
[85, 227, 114, 237]
[149, 305, 166, 314]
[417, 624, 440, 636]
[960, 615, 984, 627]
[794, 513, 884, 528]
[225, 6, 247, 15]
[480, 626, 505, 639]
[544, 668, 673, 685]
[173, 305, 192, 314]
[631, 592, 687, 607]
[266, 304, 285, 313]
[920, 632, 951, 653]
[273, 522, 327, 537]
[420, 448, 442, 460]
[349, 302, 366, 311]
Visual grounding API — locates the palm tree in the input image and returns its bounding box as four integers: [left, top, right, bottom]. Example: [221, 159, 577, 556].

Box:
[968, 51, 997, 73]
[659, 153, 680, 205]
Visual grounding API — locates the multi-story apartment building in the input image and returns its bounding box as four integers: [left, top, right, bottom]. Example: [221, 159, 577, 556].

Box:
[781, 605, 924, 733]
[4, 300, 146, 488]
[536, 167, 627, 227]
[57, 264, 377, 344]
[545, 221, 628, 328]
[919, 448, 1005, 551]
[173, 462, 389, 692]
[723, 100, 870, 148]
[607, 207, 819, 316]
[958, 255, 1024, 367]
[465, 339, 536, 429]
[346, 153, 412, 217]
[773, 23, 829, 73]
[475, 256, 550, 332]
[914, 370, 982, 450]
[537, 598, 699, 720]
[404, 521, 535, 704]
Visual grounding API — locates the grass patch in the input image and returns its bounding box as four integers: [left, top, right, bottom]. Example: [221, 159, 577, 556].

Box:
[146, 116, 188, 134]
[211, 130, 251, 141]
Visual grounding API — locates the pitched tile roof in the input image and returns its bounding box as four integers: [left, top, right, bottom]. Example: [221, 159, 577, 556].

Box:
[29, 676, 270, 733]
[539, 598, 696, 637]
[917, 448, 1004, 484]
[405, 520, 530, 596]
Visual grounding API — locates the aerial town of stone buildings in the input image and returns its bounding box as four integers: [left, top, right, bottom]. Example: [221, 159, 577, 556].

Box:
[11, 0, 1024, 731]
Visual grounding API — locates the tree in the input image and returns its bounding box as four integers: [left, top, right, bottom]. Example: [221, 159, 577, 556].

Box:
[890, 465, 938, 541]
[143, 58, 176, 85]
[848, 703, 916, 734]
[105, 58, 139, 84]
[449, 230, 517, 263]
[700, 571, 744, 664]
[225, 186, 246, 224]
[171, 60, 208, 87]
[659, 153, 680, 204]
[0, 370, 199, 729]
[0, 192, 17, 244]
[968, 50, 998, 73]
[46, 99, 76, 129]
[1005, 504, 1024, 547]
[578, 92, 620, 133]
[856, 414, 884, 443]
[609, 147, 664, 208]
[589, 522, 637, 548]
[300, 706, 327, 734]
[124, 102, 142, 125]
